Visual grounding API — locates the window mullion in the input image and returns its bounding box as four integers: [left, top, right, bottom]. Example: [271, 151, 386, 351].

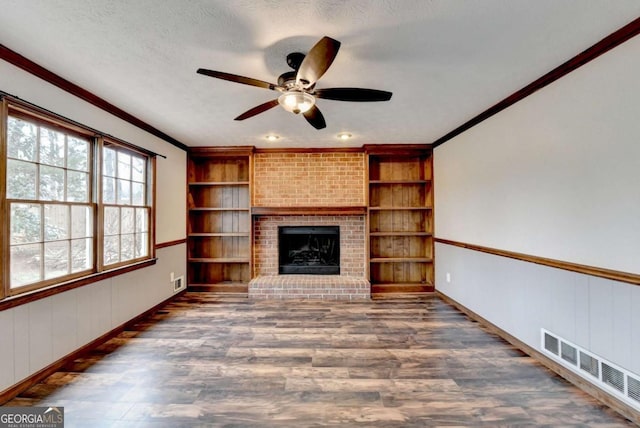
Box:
[67, 205, 72, 275]
[39, 204, 45, 283]
[118, 206, 122, 264]
[63, 134, 68, 202]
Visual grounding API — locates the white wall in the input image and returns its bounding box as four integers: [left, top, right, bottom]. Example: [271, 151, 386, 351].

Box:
[435, 37, 640, 275]
[434, 35, 640, 374]
[1, 60, 187, 244]
[0, 60, 187, 392]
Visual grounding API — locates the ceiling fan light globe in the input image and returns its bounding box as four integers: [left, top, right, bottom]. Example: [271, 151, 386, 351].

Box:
[284, 94, 298, 108]
[299, 100, 314, 113]
[278, 91, 315, 114]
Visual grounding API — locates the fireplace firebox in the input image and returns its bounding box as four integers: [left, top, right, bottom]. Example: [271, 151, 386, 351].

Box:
[278, 226, 340, 275]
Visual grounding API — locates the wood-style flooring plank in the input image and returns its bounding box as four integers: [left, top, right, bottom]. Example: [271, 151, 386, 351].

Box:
[3, 293, 637, 427]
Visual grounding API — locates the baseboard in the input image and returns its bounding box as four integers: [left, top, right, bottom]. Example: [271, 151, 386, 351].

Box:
[436, 291, 640, 425]
[0, 289, 186, 405]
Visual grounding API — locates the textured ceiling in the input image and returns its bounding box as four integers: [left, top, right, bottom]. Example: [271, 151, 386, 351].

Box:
[1, 0, 639, 148]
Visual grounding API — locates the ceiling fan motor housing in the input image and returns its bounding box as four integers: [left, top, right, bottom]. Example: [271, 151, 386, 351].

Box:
[277, 71, 297, 88]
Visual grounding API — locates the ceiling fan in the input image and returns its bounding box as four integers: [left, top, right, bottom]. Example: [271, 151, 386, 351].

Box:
[197, 36, 392, 130]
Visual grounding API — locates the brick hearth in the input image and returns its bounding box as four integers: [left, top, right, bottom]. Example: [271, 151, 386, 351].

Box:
[248, 275, 370, 300]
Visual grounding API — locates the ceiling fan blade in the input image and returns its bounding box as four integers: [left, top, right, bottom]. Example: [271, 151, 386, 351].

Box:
[296, 36, 341, 88]
[314, 88, 392, 102]
[303, 105, 326, 129]
[234, 99, 280, 120]
[197, 68, 279, 90]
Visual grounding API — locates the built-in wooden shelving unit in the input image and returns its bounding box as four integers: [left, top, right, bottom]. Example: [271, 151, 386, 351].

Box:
[187, 148, 252, 294]
[187, 144, 435, 298]
[366, 145, 434, 296]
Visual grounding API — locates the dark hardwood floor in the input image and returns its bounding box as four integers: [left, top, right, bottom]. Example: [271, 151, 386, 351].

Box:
[4, 293, 636, 427]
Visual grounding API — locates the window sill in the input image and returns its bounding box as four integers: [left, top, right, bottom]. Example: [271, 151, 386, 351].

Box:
[0, 258, 157, 311]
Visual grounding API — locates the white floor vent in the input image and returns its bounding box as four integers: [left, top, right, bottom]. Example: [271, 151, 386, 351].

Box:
[561, 342, 577, 365]
[541, 329, 640, 411]
[173, 275, 184, 292]
[628, 377, 640, 403]
[580, 351, 599, 378]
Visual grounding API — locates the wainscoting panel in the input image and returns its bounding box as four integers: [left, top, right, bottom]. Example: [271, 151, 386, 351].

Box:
[0, 243, 186, 395]
[435, 242, 640, 376]
[0, 309, 14, 389]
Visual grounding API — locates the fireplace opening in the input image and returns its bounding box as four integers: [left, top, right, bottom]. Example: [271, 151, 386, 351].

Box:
[278, 226, 340, 275]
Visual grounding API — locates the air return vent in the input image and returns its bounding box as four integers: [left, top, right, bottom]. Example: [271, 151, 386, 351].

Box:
[543, 332, 559, 355]
[602, 363, 625, 393]
[580, 352, 599, 378]
[561, 342, 577, 365]
[628, 376, 640, 403]
[541, 329, 640, 412]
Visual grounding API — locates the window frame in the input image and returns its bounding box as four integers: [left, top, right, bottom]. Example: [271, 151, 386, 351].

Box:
[99, 138, 154, 271]
[1, 96, 156, 302]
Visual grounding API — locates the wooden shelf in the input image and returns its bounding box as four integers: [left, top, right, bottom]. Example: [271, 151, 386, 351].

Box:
[371, 283, 435, 294]
[370, 257, 433, 263]
[369, 206, 432, 211]
[189, 207, 250, 212]
[188, 257, 250, 263]
[187, 283, 249, 294]
[369, 180, 430, 185]
[370, 232, 432, 237]
[188, 283, 246, 287]
[371, 282, 434, 287]
[188, 281, 248, 285]
[188, 181, 249, 186]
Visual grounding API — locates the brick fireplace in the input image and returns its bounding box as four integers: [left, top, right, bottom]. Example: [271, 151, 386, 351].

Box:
[250, 214, 368, 299]
[253, 215, 366, 277]
[249, 151, 370, 300]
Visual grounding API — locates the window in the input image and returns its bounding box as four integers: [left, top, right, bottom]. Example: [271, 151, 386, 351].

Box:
[102, 143, 150, 267]
[2, 99, 155, 298]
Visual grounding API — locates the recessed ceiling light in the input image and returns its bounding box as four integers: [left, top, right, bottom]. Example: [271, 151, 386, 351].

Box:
[265, 134, 280, 141]
[337, 132, 352, 140]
